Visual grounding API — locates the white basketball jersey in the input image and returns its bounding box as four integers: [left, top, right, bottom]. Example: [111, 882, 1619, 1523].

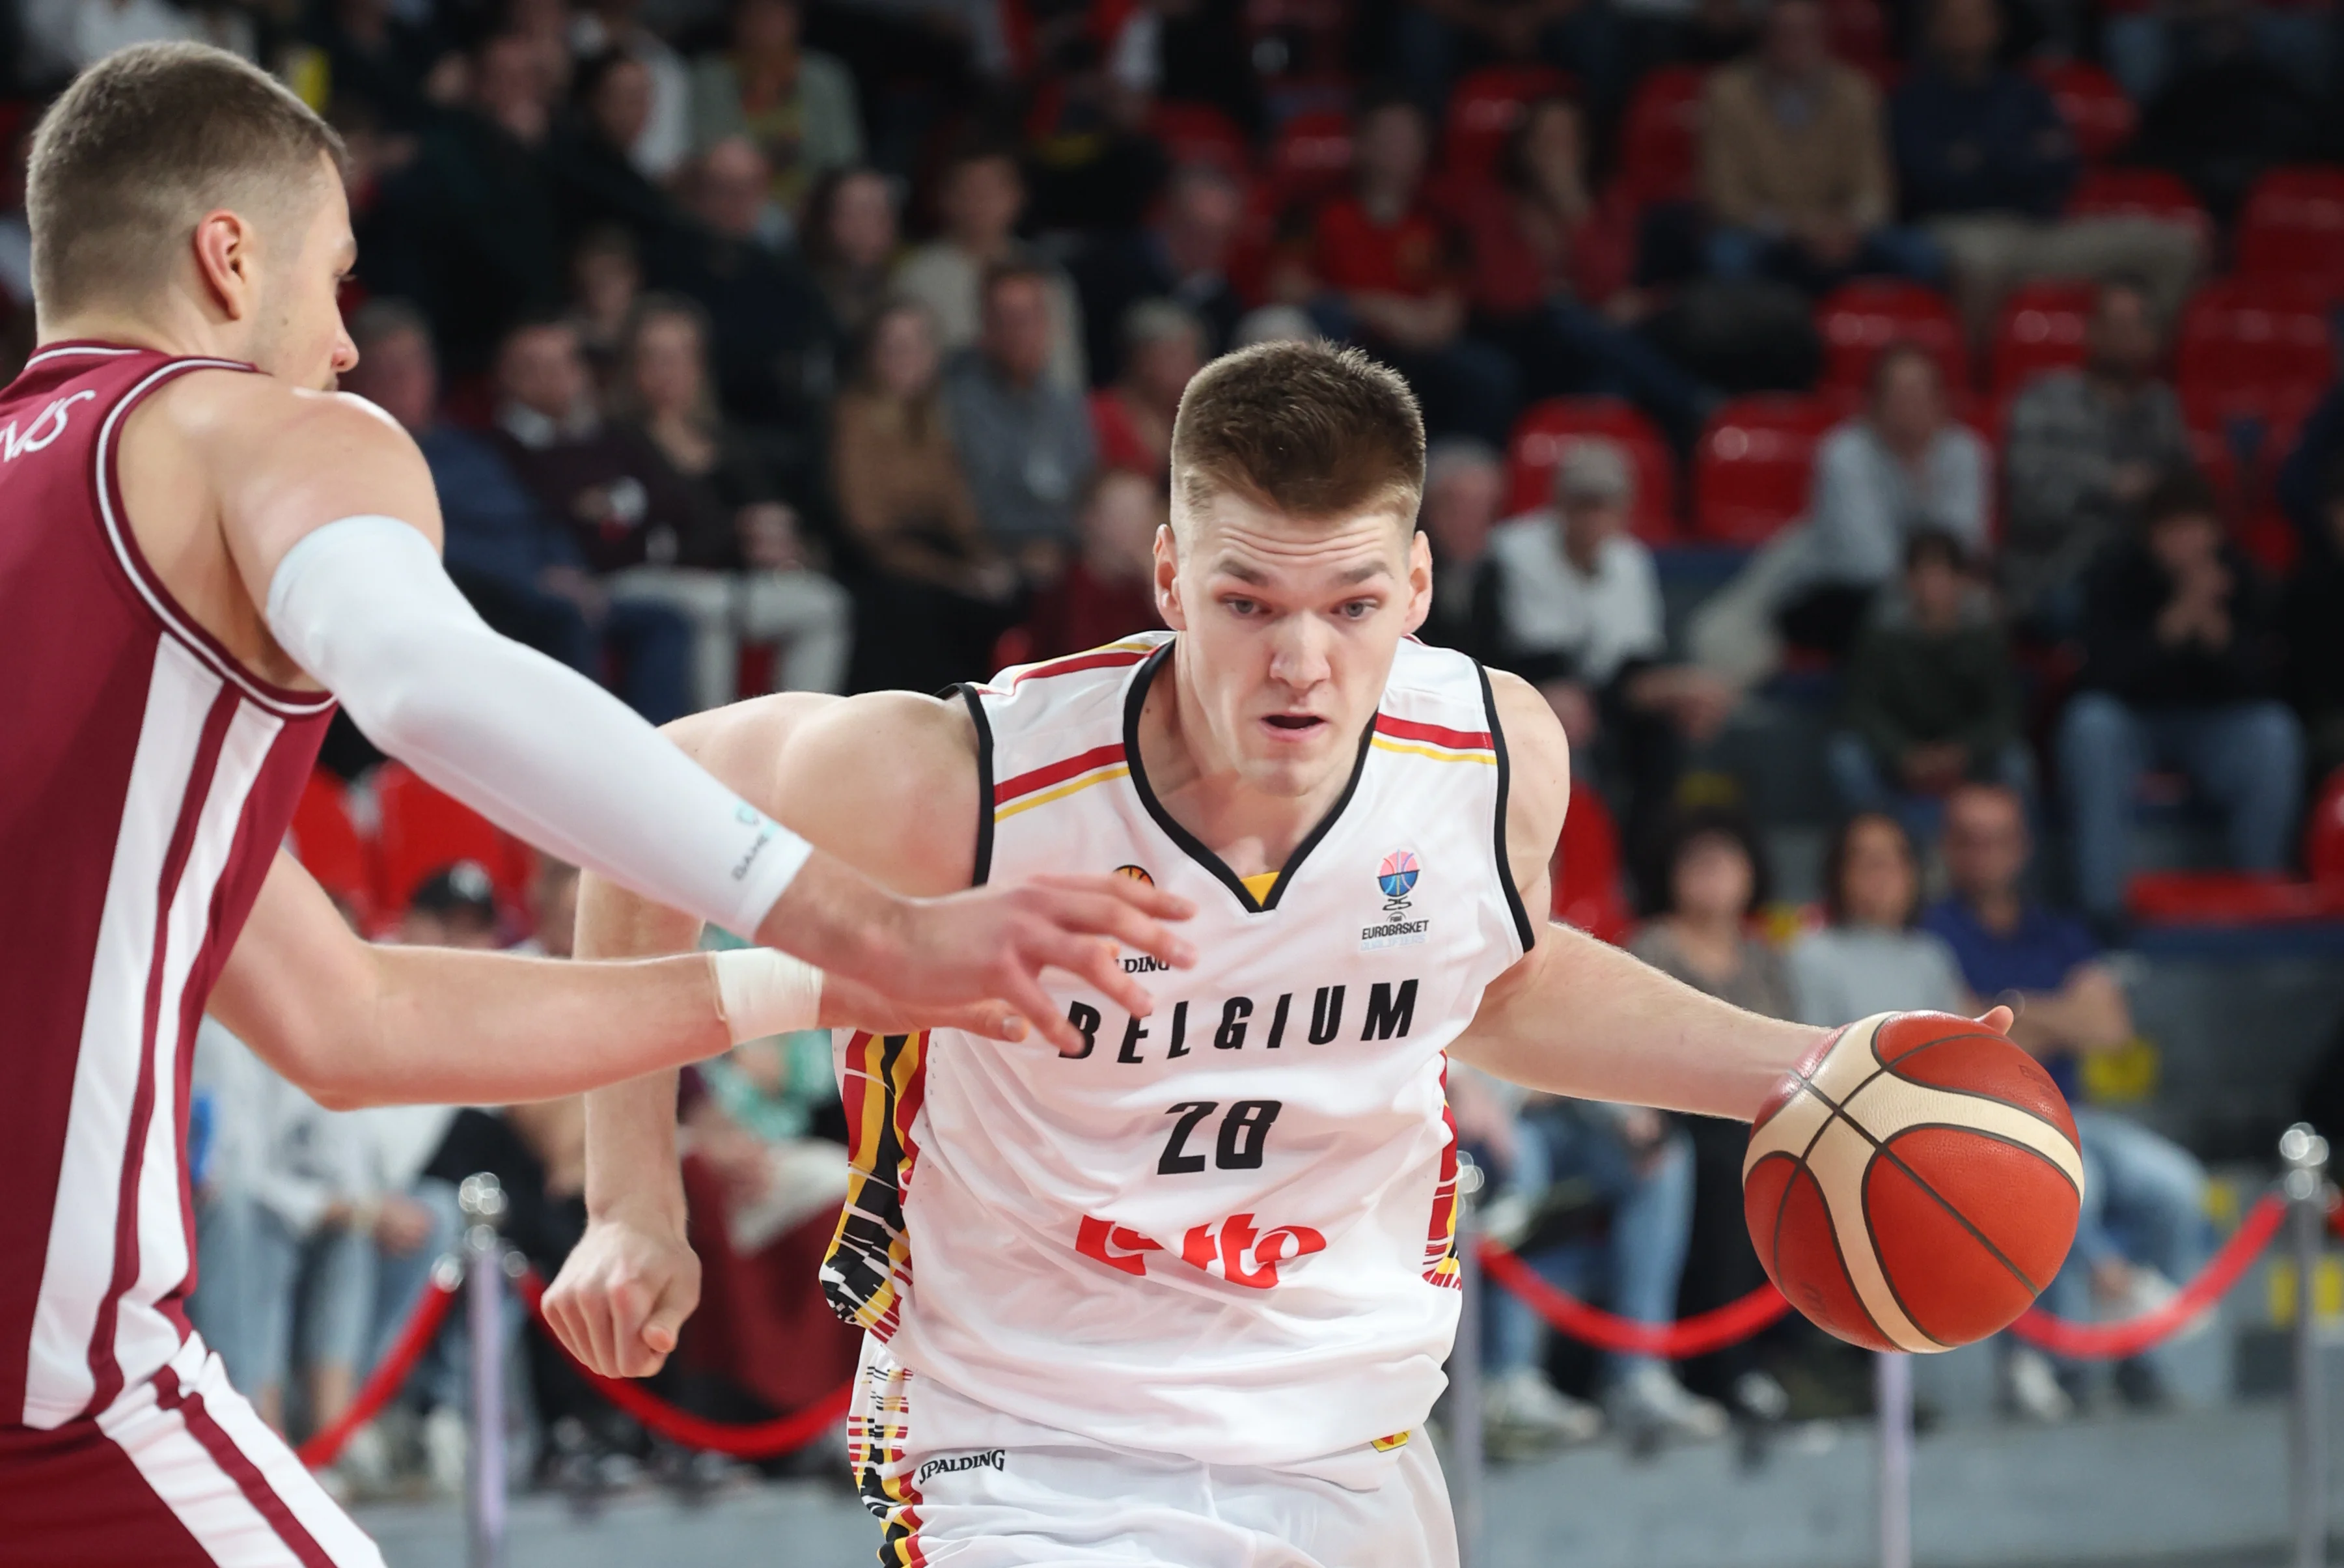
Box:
[821, 633, 1536, 1470]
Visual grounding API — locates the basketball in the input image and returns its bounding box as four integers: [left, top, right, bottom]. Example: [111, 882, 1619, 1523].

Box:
[1743, 1011, 2085, 1353]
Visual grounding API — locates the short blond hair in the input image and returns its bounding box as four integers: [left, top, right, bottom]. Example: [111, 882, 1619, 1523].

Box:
[1170, 340, 1425, 527]
[28, 43, 346, 316]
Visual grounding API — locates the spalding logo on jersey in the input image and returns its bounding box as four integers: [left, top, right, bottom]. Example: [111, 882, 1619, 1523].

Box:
[1364, 850, 1429, 951]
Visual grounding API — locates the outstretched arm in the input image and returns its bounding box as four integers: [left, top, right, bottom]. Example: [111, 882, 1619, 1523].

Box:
[201, 385, 1191, 1041]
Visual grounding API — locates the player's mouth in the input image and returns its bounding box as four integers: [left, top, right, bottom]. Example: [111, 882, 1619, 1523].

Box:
[1260, 713, 1327, 741]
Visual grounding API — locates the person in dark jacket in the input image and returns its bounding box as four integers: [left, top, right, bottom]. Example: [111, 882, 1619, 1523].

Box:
[2282, 456, 2344, 777]
[1828, 530, 2030, 848]
[543, 50, 693, 254]
[2056, 470, 2304, 924]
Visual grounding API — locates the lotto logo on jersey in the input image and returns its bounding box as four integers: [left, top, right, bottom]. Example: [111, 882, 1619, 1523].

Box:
[1075, 1212, 1327, 1289]
[1377, 850, 1420, 900]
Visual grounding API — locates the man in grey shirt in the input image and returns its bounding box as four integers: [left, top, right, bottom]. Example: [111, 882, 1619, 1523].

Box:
[943, 260, 1098, 566]
[2001, 276, 2191, 629]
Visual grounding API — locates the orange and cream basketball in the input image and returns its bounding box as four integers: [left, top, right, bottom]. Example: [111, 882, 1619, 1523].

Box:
[1743, 1011, 2085, 1353]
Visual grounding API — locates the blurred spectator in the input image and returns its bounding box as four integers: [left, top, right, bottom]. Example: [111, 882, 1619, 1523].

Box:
[802, 165, 903, 338]
[546, 50, 692, 249]
[613, 295, 854, 703]
[1019, 21, 1170, 236]
[658, 137, 838, 445]
[943, 262, 1099, 566]
[2135, 0, 2319, 219]
[690, 0, 864, 219]
[896, 144, 1086, 389]
[1088, 299, 1204, 484]
[1460, 97, 1718, 450]
[1628, 806, 1796, 1420]
[1388, 0, 1628, 129]
[2058, 471, 2304, 927]
[344, 301, 694, 724]
[570, 225, 646, 389]
[2001, 277, 2191, 631]
[2283, 459, 2344, 777]
[1488, 440, 1735, 847]
[1233, 305, 1320, 349]
[308, 0, 445, 134]
[402, 860, 503, 948]
[832, 299, 1019, 691]
[1784, 342, 1991, 657]
[1467, 1076, 1728, 1450]
[1789, 811, 1975, 1025]
[372, 31, 566, 376]
[1309, 91, 1517, 445]
[1829, 531, 2029, 848]
[1014, 469, 1168, 661]
[571, 0, 694, 178]
[1069, 162, 1247, 386]
[21, 0, 236, 81]
[1924, 782, 2210, 1419]
[1417, 438, 1509, 665]
[0, 113, 31, 312]
[1890, 0, 2199, 337]
[1702, 0, 1939, 294]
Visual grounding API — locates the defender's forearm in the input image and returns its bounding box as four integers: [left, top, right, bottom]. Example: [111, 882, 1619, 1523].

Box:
[1451, 923, 1825, 1121]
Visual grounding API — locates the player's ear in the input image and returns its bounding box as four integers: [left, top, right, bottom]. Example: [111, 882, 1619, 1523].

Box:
[1155, 521, 1187, 629]
[189, 208, 262, 323]
[1401, 526, 1433, 635]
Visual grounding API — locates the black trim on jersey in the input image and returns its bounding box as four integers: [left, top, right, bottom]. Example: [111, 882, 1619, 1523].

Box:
[949, 682, 996, 887]
[1478, 661, 1538, 952]
[1120, 640, 1375, 915]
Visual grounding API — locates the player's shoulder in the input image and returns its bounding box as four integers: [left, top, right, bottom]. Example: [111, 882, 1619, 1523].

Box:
[1482, 664, 1570, 862]
[143, 372, 422, 472]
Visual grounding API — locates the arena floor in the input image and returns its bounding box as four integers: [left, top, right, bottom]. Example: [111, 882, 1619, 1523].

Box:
[357, 1395, 2329, 1568]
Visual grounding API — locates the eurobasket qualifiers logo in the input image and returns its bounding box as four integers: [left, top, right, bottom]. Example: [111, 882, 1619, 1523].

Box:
[1364, 850, 1430, 951]
[1114, 864, 1155, 887]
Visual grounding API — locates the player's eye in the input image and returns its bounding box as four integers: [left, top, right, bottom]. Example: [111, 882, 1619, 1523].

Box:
[1337, 598, 1378, 620]
[1222, 596, 1261, 616]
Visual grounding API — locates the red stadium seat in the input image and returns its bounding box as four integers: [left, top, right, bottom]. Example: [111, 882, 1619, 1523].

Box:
[1504, 398, 1678, 542]
[371, 762, 534, 924]
[2310, 767, 2344, 892]
[2067, 167, 2211, 245]
[2175, 279, 2335, 427]
[1150, 101, 1254, 178]
[2127, 871, 2339, 924]
[1266, 109, 1353, 202]
[2029, 61, 2135, 164]
[1616, 66, 1708, 205]
[1443, 66, 1568, 184]
[1550, 783, 1631, 944]
[1989, 279, 2096, 399]
[2236, 167, 2344, 294]
[1693, 396, 1834, 546]
[286, 770, 376, 928]
[1817, 280, 1968, 398]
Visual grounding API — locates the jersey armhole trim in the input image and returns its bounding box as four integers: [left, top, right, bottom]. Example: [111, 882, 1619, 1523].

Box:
[952, 683, 996, 887]
[1478, 661, 1537, 954]
[95, 356, 337, 719]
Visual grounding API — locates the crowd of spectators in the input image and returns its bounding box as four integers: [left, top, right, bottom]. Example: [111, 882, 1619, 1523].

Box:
[8, 0, 2344, 1494]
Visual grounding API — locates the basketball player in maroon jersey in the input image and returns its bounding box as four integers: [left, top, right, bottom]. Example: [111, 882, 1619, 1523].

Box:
[0, 43, 1187, 1566]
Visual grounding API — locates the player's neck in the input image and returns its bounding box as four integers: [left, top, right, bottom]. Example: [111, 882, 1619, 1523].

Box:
[1137, 655, 1359, 876]
[37, 300, 248, 364]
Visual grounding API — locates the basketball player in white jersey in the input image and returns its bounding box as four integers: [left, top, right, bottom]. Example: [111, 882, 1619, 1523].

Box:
[547, 342, 2017, 1565]
[1, 44, 1185, 1565]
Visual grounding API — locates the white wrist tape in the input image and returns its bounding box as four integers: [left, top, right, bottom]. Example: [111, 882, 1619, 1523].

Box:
[709, 948, 825, 1041]
[266, 516, 812, 936]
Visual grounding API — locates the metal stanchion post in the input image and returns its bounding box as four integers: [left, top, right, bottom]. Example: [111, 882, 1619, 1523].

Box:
[1876, 1353, 1912, 1568]
[460, 1173, 510, 1568]
[1452, 1154, 1487, 1568]
[2283, 1123, 2332, 1568]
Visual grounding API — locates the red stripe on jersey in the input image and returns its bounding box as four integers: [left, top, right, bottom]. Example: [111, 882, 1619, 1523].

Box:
[152, 1363, 338, 1568]
[85, 685, 239, 1418]
[1008, 648, 1151, 685]
[1377, 715, 1493, 752]
[993, 743, 1127, 806]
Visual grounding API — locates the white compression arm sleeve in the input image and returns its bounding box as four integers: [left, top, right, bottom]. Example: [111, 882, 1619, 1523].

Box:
[265, 516, 812, 937]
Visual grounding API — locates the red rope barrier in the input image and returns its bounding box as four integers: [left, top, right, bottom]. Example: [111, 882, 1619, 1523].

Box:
[300, 1275, 460, 1469]
[2007, 1192, 2289, 1360]
[513, 1269, 852, 1459]
[1476, 1239, 1794, 1358]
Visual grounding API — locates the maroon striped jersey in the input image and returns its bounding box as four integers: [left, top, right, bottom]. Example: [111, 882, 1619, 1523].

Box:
[0, 343, 336, 1429]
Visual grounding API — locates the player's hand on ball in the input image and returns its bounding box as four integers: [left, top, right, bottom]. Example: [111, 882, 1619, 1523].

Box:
[543, 1210, 702, 1379]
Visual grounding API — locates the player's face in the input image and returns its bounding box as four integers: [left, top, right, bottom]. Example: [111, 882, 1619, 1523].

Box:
[250, 157, 359, 391]
[1159, 488, 1431, 798]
